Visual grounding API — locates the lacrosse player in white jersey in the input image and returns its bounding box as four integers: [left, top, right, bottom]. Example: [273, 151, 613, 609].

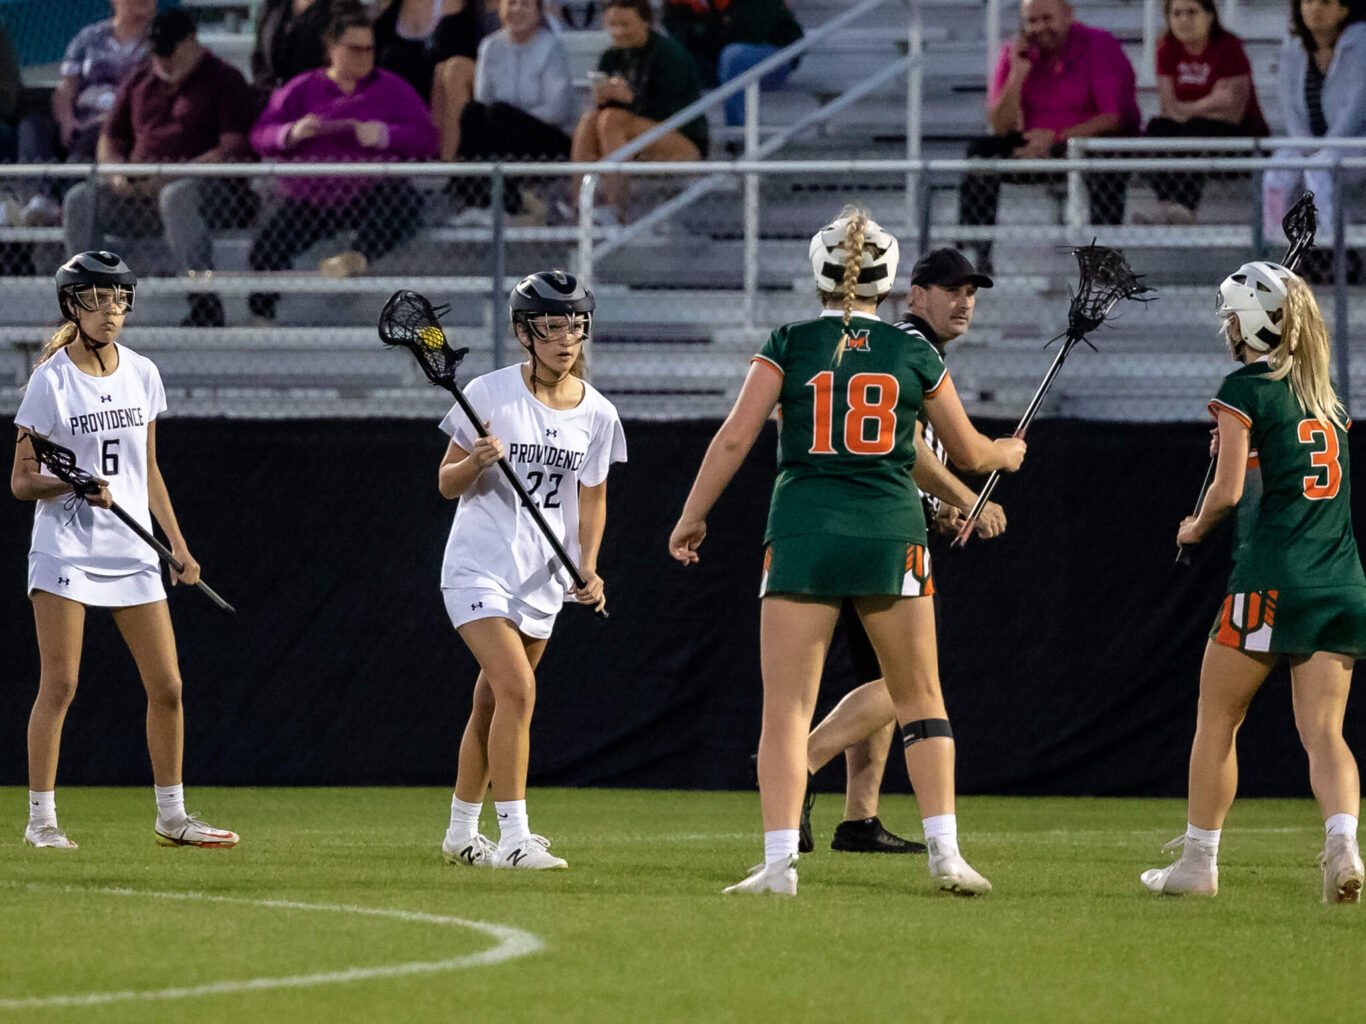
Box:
[438, 270, 627, 870]
[10, 251, 238, 850]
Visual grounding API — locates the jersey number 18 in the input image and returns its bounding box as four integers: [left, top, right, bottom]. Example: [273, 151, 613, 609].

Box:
[806, 371, 900, 456]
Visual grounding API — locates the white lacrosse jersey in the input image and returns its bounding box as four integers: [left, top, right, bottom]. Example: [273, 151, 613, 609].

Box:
[440, 364, 627, 614]
[14, 344, 167, 574]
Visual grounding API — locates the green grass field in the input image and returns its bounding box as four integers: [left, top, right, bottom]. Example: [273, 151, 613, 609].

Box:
[0, 788, 1357, 1023]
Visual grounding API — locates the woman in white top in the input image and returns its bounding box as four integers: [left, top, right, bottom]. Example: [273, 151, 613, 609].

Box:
[438, 269, 626, 870]
[10, 251, 238, 851]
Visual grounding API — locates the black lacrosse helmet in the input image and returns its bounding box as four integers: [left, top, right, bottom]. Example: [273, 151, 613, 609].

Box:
[56, 250, 137, 320]
[509, 270, 594, 344]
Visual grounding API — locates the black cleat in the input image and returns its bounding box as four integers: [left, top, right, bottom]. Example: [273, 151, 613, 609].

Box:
[799, 778, 815, 853]
[830, 816, 926, 854]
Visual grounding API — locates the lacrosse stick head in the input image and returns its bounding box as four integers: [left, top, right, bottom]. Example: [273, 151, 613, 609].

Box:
[23, 432, 100, 495]
[378, 290, 470, 388]
[1062, 242, 1153, 341]
[1281, 191, 1317, 271]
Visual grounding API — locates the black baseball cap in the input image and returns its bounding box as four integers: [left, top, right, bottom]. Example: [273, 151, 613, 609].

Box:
[149, 10, 197, 58]
[910, 248, 994, 289]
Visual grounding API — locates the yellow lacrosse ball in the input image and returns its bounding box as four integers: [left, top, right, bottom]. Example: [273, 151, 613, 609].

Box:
[418, 326, 444, 350]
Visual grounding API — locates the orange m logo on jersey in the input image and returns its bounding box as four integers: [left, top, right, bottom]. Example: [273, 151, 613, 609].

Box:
[844, 329, 871, 352]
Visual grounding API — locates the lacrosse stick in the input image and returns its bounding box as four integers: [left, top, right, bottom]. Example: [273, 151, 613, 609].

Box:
[1175, 191, 1317, 565]
[953, 242, 1152, 547]
[377, 290, 607, 618]
[21, 432, 235, 615]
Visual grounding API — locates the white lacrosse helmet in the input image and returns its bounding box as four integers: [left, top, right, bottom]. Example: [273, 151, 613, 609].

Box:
[809, 213, 899, 298]
[1216, 261, 1293, 352]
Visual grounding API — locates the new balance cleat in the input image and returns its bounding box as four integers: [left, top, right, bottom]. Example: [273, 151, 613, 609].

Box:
[928, 838, 992, 895]
[24, 824, 77, 849]
[494, 834, 567, 870]
[1141, 835, 1218, 896]
[1319, 834, 1364, 904]
[155, 813, 239, 848]
[443, 832, 497, 867]
[723, 855, 798, 895]
[832, 816, 927, 854]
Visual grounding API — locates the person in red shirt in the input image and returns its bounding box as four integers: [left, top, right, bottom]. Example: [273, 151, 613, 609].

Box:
[61, 11, 259, 327]
[1137, 0, 1268, 224]
[959, 0, 1139, 272]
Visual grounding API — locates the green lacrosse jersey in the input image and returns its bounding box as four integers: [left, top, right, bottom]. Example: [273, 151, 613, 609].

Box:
[1210, 361, 1366, 592]
[754, 311, 948, 544]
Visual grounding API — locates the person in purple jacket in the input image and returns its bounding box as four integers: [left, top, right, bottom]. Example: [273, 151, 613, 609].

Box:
[247, 2, 439, 322]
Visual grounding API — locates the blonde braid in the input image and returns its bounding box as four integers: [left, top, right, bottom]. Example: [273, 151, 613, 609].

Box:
[34, 322, 78, 370]
[833, 207, 868, 367]
[1262, 276, 1345, 430]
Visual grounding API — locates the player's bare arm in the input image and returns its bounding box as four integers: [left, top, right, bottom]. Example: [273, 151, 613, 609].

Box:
[145, 422, 200, 586]
[573, 480, 608, 611]
[438, 435, 504, 499]
[1177, 410, 1248, 546]
[11, 428, 101, 503]
[669, 361, 782, 564]
[923, 375, 1026, 474]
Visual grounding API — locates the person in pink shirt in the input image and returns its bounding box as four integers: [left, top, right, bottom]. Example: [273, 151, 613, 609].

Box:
[247, 3, 439, 322]
[959, 0, 1139, 271]
[1137, 0, 1267, 225]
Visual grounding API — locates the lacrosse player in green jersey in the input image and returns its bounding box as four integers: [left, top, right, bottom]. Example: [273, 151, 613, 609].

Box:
[669, 206, 1026, 896]
[1143, 262, 1366, 903]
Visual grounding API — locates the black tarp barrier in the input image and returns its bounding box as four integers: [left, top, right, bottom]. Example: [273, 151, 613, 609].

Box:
[2, 417, 1362, 795]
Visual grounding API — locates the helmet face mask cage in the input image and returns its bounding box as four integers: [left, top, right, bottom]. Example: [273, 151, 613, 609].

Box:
[66, 284, 136, 314]
[518, 311, 592, 346]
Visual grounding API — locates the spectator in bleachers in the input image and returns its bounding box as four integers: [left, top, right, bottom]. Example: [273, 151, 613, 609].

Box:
[453, 0, 573, 222]
[571, 0, 707, 224]
[247, 2, 439, 323]
[1138, 0, 1267, 225]
[663, 0, 802, 126]
[374, 0, 483, 161]
[1263, 0, 1366, 248]
[62, 10, 258, 327]
[959, 0, 1139, 271]
[252, 0, 338, 96]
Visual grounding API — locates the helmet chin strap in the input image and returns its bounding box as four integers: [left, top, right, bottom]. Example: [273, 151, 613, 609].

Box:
[69, 314, 111, 372]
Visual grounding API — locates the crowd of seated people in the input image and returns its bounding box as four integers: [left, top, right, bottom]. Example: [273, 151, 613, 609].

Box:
[2, 0, 1363, 312]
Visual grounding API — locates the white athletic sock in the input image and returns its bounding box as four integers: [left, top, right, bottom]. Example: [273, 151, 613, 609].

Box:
[28, 790, 56, 829]
[154, 784, 186, 823]
[447, 796, 484, 841]
[764, 828, 799, 866]
[1185, 823, 1221, 852]
[495, 800, 530, 845]
[1325, 813, 1359, 838]
[922, 813, 959, 855]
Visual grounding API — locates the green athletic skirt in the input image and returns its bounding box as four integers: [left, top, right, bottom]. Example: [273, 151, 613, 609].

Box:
[1209, 586, 1366, 658]
[759, 535, 934, 599]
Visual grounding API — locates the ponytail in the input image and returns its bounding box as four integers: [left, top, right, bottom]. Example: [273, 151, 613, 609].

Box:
[831, 206, 868, 367]
[1261, 276, 1345, 430]
[34, 322, 78, 371]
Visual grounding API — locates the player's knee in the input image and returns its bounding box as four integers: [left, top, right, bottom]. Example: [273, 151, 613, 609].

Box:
[145, 676, 183, 712]
[489, 673, 536, 717]
[35, 672, 79, 710]
[900, 718, 953, 750]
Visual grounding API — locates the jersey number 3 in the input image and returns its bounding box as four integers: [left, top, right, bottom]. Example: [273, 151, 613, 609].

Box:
[1298, 419, 1341, 500]
[806, 371, 899, 456]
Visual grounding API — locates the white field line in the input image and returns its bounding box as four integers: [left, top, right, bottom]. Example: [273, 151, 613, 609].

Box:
[0, 883, 543, 1011]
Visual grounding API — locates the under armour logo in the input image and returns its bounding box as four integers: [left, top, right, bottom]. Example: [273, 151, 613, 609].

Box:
[56, 576, 70, 586]
[471, 601, 483, 610]
[99, 394, 112, 403]
[545, 428, 558, 438]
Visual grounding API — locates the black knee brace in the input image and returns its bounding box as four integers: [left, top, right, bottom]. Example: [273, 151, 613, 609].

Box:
[901, 718, 953, 748]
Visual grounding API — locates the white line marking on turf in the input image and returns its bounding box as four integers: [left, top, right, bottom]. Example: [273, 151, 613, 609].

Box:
[0, 883, 543, 1010]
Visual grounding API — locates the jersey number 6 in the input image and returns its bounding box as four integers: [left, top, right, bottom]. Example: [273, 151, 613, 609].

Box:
[806, 371, 899, 456]
[1298, 419, 1341, 500]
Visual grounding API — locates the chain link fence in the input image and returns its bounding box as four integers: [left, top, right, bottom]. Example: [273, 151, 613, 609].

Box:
[0, 153, 1361, 421]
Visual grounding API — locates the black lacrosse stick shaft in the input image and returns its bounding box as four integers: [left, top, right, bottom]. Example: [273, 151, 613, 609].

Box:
[1176, 192, 1316, 566]
[23, 433, 235, 614]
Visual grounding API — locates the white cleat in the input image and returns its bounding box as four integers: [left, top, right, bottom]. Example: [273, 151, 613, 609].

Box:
[24, 824, 77, 849]
[927, 839, 992, 895]
[155, 813, 240, 848]
[1319, 834, 1364, 904]
[1141, 835, 1218, 896]
[494, 834, 567, 870]
[442, 832, 497, 867]
[722, 855, 799, 895]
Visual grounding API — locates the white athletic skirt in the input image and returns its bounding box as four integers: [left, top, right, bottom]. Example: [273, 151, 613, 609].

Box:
[28, 552, 166, 607]
[443, 585, 558, 640]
